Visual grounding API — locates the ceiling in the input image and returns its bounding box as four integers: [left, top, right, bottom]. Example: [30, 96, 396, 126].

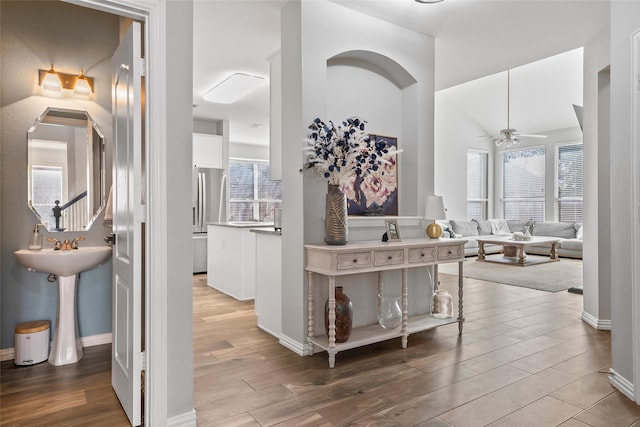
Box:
[192, 0, 609, 145]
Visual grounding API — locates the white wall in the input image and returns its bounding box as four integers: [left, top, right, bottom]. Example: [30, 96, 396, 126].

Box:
[610, 0, 640, 398]
[280, 0, 435, 351]
[582, 27, 611, 329]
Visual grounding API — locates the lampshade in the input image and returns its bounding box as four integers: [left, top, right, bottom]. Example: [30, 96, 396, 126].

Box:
[424, 195, 446, 220]
[42, 65, 62, 92]
[73, 69, 92, 97]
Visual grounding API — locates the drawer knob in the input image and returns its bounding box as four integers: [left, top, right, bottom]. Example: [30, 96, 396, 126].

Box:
[388, 256, 392, 260]
[353, 259, 358, 263]
[420, 252, 424, 257]
[448, 250, 452, 255]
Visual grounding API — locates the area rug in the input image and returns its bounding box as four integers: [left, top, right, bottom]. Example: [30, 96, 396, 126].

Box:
[437, 256, 583, 292]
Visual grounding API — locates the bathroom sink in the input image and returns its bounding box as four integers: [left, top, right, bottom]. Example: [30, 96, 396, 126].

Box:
[15, 246, 112, 277]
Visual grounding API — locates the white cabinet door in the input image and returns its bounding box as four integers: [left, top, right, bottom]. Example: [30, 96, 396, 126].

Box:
[193, 133, 223, 168]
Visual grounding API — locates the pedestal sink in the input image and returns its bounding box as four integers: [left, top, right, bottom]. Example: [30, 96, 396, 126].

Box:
[14, 246, 112, 366]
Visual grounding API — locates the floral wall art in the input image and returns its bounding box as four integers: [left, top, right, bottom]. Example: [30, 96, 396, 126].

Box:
[304, 117, 400, 216]
[344, 135, 398, 216]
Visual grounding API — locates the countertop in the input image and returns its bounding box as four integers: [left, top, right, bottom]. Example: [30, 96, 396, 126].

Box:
[251, 228, 281, 236]
[207, 221, 274, 229]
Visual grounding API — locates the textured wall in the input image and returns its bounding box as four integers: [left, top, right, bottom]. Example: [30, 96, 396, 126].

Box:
[0, 1, 118, 349]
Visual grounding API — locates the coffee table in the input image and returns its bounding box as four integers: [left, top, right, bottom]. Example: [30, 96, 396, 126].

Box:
[475, 235, 561, 266]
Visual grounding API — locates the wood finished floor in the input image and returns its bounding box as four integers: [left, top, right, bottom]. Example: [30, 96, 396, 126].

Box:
[2, 271, 639, 426]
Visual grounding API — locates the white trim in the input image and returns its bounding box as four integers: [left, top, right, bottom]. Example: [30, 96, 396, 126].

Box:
[278, 334, 309, 356]
[68, 0, 170, 425]
[167, 409, 197, 427]
[631, 28, 640, 405]
[581, 310, 612, 330]
[610, 368, 635, 401]
[0, 333, 113, 362]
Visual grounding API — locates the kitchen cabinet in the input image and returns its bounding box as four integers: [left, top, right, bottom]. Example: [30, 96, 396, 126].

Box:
[193, 133, 223, 169]
[253, 229, 282, 337]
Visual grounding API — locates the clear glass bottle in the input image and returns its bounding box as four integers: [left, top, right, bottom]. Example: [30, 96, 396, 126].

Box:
[378, 294, 402, 329]
[28, 223, 43, 251]
[431, 290, 453, 319]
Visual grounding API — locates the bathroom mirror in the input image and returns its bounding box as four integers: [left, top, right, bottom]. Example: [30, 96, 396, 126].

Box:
[28, 107, 105, 231]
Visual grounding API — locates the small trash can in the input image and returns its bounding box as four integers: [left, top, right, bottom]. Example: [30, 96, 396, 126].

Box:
[15, 320, 50, 366]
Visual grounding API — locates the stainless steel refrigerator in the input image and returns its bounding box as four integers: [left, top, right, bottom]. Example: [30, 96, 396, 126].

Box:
[192, 167, 226, 273]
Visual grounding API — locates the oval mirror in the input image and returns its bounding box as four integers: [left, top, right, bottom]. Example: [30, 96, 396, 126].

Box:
[28, 108, 105, 232]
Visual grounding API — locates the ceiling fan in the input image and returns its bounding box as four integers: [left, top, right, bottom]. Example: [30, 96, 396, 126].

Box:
[488, 69, 548, 148]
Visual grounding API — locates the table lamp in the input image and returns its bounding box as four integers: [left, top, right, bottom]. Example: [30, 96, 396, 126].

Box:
[424, 195, 446, 239]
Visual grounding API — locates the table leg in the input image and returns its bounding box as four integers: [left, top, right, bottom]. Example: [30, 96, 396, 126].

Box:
[401, 268, 408, 349]
[517, 246, 527, 265]
[477, 241, 486, 260]
[458, 261, 465, 334]
[550, 242, 559, 260]
[307, 271, 315, 353]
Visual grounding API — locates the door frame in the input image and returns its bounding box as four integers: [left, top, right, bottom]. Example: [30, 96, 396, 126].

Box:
[66, 0, 169, 424]
[633, 28, 640, 404]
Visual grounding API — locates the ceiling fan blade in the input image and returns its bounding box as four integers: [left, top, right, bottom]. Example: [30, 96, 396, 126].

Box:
[517, 133, 548, 139]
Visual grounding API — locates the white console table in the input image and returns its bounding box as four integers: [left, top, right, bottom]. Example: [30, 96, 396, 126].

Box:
[305, 238, 466, 368]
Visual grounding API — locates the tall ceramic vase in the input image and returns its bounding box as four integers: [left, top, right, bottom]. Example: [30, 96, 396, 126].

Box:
[324, 184, 348, 245]
[324, 286, 353, 343]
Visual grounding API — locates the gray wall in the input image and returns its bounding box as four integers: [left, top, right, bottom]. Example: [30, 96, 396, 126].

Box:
[610, 0, 640, 390]
[0, 1, 118, 349]
[165, 0, 195, 418]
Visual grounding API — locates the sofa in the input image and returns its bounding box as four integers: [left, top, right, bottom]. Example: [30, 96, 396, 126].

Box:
[438, 218, 583, 259]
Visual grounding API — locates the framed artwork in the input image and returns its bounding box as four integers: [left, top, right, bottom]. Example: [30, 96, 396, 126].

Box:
[385, 219, 401, 241]
[347, 135, 398, 216]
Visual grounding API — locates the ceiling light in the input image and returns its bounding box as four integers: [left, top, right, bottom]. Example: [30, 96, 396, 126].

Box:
[203, 73, 265, 104]
[415, 0, 444, 3]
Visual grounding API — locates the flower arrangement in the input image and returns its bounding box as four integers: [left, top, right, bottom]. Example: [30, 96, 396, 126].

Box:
[304, 116, 398, 186]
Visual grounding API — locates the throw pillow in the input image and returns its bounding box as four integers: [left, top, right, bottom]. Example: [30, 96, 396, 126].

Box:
[450, 220, 479, 236]
[507, 219, 535, 234]
[488, 219, 511, 235]
[575, 223, 584, 240]
[472, 219, 492, 235]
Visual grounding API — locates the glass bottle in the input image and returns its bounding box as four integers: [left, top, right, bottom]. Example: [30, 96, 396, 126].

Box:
[431, 290, 453, 319]
[378, 294, 402, 329]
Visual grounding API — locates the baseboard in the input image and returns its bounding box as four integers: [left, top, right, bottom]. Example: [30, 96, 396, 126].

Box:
[278, 334, 309, 356]
[581, 311, 612, 330]
[609, 369, 635, 401]
[0, 333, 112, 362]
[167, 408, 197, 427]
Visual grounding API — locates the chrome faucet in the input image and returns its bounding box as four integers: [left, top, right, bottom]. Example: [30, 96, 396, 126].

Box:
[71, 236, 85, 249]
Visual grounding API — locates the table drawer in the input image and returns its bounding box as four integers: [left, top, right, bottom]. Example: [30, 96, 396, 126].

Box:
[374, 249, 404, 266]
[337, 252, 371, 270]
[437, 245, 463, 260]
[408, 247, 437, 263]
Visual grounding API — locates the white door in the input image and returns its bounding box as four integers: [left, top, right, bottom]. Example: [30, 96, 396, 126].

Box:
[111, 21, 144, 426]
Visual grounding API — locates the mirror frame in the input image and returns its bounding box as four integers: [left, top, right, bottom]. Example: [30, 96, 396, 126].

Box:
[27, 107, 106, 232]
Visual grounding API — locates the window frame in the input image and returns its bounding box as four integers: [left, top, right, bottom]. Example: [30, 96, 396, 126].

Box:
[467, 149, 489, 220]
[501, 145, 546, 222]
[228, 157, 282, 222]
[555, 141, 584, 222]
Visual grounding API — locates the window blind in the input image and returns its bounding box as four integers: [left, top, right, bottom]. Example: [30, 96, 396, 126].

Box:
[557, 143, 583, 222]
[467, 150, 488, 220]
[503, 147, 545, 221]
[229, 160, 282, 222]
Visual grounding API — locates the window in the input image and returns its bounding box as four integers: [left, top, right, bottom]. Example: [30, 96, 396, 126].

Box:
[229, 159, 281, 222]
[556, 143, 583, 222]
[502, 147, 545, 221]
[31, 165, 63, 228]
[467, 150, 489, 220]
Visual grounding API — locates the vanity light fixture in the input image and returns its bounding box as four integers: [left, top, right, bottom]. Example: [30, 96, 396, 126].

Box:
[203, 73, 265, 104]
[73, 69, 92, 97]
[38, 65, 94, 97]
[41, 65, 62, 92]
